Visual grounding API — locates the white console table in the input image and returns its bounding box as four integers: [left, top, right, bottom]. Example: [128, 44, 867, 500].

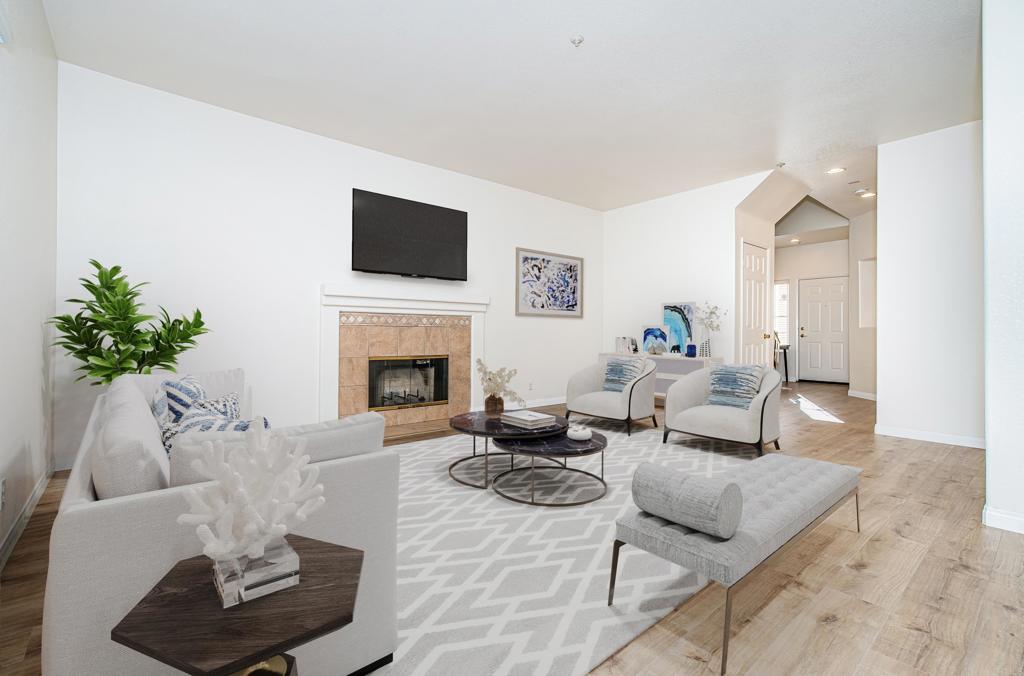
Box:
[601, 352, 723, 400]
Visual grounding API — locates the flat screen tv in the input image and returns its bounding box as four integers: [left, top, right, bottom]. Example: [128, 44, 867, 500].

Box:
[352, 189, 468, 281]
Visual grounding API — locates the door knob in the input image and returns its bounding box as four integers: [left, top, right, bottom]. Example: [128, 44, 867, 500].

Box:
[762, 333, 771, 340]
[800, 333, 807, 338]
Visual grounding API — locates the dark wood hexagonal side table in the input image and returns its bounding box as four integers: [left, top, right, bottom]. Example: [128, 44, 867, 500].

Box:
[111, 535, 363, 676]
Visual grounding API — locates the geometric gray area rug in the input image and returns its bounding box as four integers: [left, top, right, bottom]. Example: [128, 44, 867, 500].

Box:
[379, 418, 756, 676]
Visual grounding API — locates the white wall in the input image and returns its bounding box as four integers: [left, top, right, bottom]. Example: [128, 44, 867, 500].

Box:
[54, 64, 604, 468]
[602, 172, 769, 360]
[775, 198, 849, 236]
[775, 240, 849, 281]
[734, 171, 809, 362]
[848, 211, 877, 398]
[0, 0, 57, 561]
[775, 239, 850, 380]
[982, 0, 1024, 534]
[876, 121, 983, 448]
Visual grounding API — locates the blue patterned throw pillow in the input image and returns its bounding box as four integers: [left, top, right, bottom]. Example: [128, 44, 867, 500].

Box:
[191, 392, 241, 419]
[152, 375, 207, 424]
[706, 364, 765, 409]
[602, 357, 645, 392]
[176, 408, 270, 438]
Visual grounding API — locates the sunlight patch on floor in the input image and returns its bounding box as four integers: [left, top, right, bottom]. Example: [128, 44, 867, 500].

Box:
[790, 394, 844, 423]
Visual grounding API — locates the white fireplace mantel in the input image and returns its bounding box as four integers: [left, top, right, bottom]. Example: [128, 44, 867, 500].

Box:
[317, 285, 491, 421]
[320, 284, 490, 314]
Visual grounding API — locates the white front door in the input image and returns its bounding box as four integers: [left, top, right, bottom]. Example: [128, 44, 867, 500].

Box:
[740, 242, 771, 366]
[798, 276, 849, 382]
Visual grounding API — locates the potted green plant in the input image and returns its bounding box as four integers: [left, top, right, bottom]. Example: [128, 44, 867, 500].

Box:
[51, 260, 209, 385]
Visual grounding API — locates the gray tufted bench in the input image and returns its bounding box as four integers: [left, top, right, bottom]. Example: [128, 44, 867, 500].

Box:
[608, 453, 861, 674]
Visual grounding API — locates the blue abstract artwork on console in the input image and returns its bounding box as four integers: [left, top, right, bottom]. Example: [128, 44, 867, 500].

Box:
[662, 302, 696, 353]
[642, 326, 668, 353]
[516, 248, 583, 317]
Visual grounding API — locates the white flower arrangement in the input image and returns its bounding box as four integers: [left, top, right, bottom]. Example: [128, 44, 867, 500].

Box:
[177, 425, 325, 562]
[695, 302, 727, 333]
[475, 359, 526, 405]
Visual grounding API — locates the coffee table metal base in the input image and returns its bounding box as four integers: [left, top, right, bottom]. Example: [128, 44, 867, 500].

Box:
[490, 453, 607, 507]
[447, 435, 512, 489]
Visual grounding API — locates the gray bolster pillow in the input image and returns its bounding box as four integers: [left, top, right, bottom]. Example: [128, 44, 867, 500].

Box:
[631, 462, 743, 539]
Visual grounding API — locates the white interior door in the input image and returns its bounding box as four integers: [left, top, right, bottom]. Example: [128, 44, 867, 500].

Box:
[740, 242, 771, 365]
[798, 277, 849, 382]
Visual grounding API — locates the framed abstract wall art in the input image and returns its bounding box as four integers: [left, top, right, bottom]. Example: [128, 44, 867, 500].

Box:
[662, 302, 696, 353]
[516, 248, 583, 318]
[642, 326, 668, 354]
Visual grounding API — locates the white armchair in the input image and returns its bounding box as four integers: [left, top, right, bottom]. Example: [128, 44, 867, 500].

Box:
[663, 366, 783, 454]
[566, 357, 657, 435]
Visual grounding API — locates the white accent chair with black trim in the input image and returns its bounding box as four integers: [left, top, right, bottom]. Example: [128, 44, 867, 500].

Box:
[566, 356, 657, 435]
[662, 366, 783, 454]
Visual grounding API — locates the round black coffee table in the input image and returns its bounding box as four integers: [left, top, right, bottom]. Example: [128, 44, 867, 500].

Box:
[491, 432, 608, 507]
[448, 411, 568, 489]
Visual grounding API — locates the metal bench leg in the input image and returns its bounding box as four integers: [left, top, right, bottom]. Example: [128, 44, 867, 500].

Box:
[721, 585, 733, 675]
[607, 540, 624, 606]
[855, 490, 861, 533]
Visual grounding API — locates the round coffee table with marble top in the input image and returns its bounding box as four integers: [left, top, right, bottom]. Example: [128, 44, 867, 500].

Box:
[490, 431, 608, 506]
[448, 411, 568, 490]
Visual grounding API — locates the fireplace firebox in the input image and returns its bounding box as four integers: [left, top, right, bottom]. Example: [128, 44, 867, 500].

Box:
[368, 356, 449, 411]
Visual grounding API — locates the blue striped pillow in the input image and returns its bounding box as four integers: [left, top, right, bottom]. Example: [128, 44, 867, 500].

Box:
[706, 365, 765, 409]
[602, 357, 645, 392]
[153, 376, 207, 423]
[176, 409, 270, 438]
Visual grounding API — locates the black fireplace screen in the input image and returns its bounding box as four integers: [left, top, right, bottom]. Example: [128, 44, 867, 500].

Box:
[368, 356, 449, 410]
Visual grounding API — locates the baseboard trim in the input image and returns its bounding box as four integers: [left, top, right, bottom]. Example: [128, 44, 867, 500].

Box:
[874, 424, 985, 449]
[524, 396, 567, 409]
[0, 469, 52, 572]
[847, 390, 877, 401]
[983, 505, 1024, 535]
[472, 396, 566, 412]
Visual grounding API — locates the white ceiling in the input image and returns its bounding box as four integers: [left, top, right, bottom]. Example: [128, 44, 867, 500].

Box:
[41, 0, 981, 211]
[782, 147, 878, 219]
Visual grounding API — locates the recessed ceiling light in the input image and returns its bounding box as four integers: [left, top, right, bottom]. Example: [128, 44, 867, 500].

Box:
[860, 191, 876, 198]
[790, 238, 800, 243]
[825, 167, 846, 174]
[854, 188, 867, 194]
[569, 35, 584, 48]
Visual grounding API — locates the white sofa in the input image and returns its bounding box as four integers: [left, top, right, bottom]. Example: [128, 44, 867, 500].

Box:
[662, 366, 783, 454]
[566, 356, 657, 435]
[42, 371, 398, 676]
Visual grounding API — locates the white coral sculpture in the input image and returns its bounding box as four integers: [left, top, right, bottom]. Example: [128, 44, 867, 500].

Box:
[177, 424, 325, 561]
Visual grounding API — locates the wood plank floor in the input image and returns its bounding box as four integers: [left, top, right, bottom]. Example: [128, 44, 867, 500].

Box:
[2, 382, 1020, 675]
[593, 382, 1024, 676]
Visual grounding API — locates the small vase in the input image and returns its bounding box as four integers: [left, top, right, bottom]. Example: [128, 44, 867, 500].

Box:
[484, 395, 504, 414]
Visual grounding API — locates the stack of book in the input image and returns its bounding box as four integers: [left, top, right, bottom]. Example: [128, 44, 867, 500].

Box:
[500, 409, 556, 430]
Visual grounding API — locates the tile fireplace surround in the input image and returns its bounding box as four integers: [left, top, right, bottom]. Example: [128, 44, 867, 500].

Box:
[338, 312, 472, 427]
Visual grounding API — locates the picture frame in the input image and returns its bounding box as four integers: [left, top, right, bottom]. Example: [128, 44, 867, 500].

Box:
[515, 247, 584, 318]
[642, 326, 669, 354]
[662, 302, 696, 353]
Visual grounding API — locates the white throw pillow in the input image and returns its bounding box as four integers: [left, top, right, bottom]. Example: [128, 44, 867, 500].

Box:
[169, 413, 385, 487]
[91, 377, 170, 499]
